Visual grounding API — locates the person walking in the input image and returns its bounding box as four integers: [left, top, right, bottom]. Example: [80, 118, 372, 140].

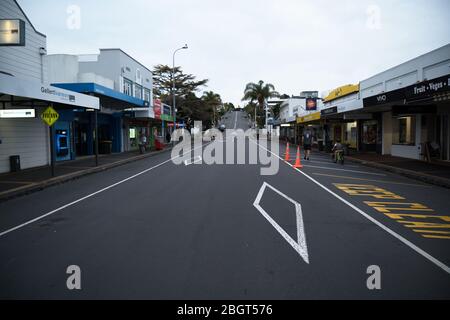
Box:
[303, 127, 313, 160]
[139, 131, 147, 154]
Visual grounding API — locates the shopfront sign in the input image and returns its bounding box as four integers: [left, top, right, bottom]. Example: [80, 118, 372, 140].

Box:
[363, 74, 450, 107]
[0, 73, 99, 109]
[41, 106, 59, 126]
[305, 98, 317, 111]
[297, 112, 321, 124]
[321, 106, 338, 116]
[0, 109, 35, 118]
[405, 74, 450, 102]
[323, 84, 359, 102]
[0, 19, 25, 46]
[363, 89, 404, 107]
[161, 114, 174, 122]
[154, 99, 161, 120]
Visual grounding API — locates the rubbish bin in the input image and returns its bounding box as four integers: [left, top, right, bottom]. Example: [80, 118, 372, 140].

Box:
[10, 155, 21, 172]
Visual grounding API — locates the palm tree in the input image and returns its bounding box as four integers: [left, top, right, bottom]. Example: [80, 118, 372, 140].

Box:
[202, 91, 222, 126]
[242, 80, 279, 128]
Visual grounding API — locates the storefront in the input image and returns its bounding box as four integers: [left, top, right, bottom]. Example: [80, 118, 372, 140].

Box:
[296, 112, 324, 149]
[363, 74, 450, 160]
[52, 82, 150, 157]
[0, 73, 99, 173]
[321, 84, 362, 151]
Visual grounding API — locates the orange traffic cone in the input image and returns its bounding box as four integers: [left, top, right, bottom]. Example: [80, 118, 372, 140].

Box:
[293, 146, 303, 169]
[284, 142, 290, 161]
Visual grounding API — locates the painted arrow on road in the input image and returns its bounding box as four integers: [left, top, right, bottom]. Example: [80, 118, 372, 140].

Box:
[253, 182, 309, 264]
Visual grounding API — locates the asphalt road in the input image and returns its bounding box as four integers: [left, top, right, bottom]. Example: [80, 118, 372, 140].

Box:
[0, 110, 449, 299]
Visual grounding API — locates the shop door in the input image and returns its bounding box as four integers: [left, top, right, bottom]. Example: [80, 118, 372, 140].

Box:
[74, 122, 89, 156]
[362, 120, 378, 152]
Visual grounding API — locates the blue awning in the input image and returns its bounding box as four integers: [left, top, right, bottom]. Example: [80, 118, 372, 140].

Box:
[52, 83, 149, 109]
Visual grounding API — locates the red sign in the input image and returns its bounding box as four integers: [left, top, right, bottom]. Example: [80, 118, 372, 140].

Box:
[154, 99, 162, 120]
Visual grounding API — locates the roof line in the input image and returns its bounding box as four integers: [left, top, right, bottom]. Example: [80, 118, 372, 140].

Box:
[14, 0, 46, 38]
[100, 48, 153, 75]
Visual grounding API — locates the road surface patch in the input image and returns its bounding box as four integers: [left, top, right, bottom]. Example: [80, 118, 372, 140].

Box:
[253, 139, 450, 274]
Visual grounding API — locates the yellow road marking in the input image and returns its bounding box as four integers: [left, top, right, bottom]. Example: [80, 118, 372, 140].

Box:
[422, 235, 450, 239]
[413, 230, 450, 235]
[334, 184, 405, 200]
[364, 201, 434, 213]
[333, 183, 449, 240]
[312, 172, 430, 187]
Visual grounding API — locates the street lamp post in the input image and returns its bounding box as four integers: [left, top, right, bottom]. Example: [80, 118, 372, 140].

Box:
[172, 44, 188, 144]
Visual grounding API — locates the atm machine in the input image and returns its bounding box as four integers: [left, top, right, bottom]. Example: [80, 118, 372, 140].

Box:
[55, 129, 70, 161]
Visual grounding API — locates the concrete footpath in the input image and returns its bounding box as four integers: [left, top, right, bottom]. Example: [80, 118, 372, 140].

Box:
[0, 147, 172, 202]
[346, 153, 450, 189]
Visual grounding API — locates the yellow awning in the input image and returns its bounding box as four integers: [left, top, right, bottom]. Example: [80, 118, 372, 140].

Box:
[297, 112, 321, 124]
[323, 84, 359, 102]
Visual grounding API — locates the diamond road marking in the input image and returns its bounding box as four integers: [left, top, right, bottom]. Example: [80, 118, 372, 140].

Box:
[253, 182, 309, 264]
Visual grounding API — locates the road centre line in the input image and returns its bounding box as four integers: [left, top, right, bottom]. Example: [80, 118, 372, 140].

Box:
[0, 143, 207, 238]
[311, 172, 431, 187]
[253, 139, 450, 275]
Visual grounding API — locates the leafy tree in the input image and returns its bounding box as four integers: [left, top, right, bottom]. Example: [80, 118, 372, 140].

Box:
[242, 80, 280, 128]
[152, 64, 208, 100]
[152, 64, 210, 126]
[202, 91, 222, 125]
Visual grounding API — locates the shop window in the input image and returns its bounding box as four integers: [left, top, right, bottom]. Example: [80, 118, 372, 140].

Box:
[123, 78, 133, 96]
[144, 88, 151, 103]
[393, 116, 416, 145]
[363, 120, 378, 145]
[134, 84, 143, 99]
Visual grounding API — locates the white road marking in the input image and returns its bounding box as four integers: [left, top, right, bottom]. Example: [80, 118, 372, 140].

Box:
[184, 155, 202, 166]
[301, 164, 386, 176]
[0, 143, 207, 238]
[253, 140, 450, 275]
[253, 182, 309, 264]
[234, 111, 238, 129]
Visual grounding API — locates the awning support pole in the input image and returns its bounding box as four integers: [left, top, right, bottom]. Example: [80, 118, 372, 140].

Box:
[94, 109, 99, 167]
[49, 103, 55, 177]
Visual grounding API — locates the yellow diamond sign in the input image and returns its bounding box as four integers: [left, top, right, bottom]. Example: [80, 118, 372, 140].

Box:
[41, 106, 59, 126]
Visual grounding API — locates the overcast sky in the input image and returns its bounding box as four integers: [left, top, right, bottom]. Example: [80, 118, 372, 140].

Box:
[20, 0, 450, 106]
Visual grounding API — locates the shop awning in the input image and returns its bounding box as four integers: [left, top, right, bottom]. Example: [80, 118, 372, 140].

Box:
[0, 73, 99, 109]
[52, 82, 149, 109]
[297, 112, 321, 124]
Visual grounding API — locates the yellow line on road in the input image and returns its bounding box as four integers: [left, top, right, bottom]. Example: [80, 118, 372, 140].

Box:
[311, 172, 430, 187]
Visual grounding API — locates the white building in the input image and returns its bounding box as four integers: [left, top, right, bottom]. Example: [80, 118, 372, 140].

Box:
[0, 0, 99, 173]
[360, 44, 450, 160]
